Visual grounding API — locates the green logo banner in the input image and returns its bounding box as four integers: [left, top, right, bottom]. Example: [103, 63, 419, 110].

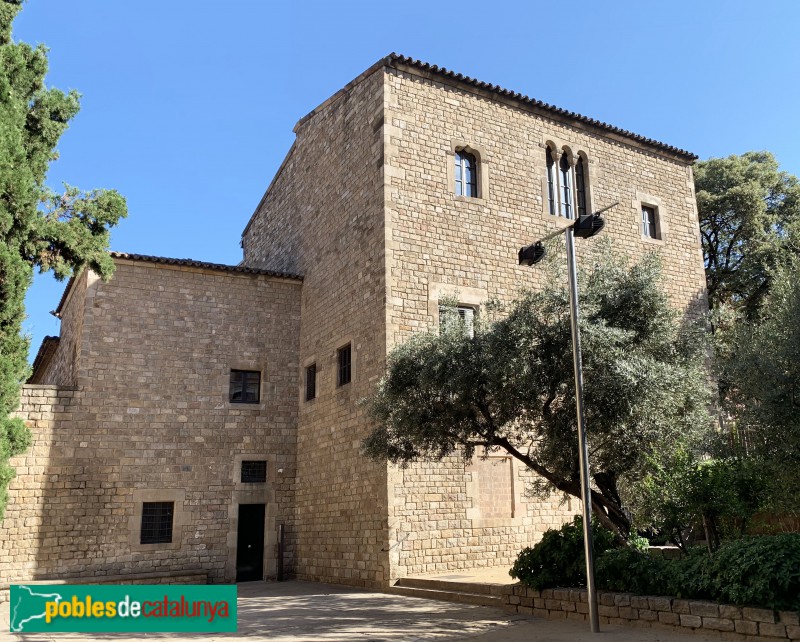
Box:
[9, 584, 237, 633]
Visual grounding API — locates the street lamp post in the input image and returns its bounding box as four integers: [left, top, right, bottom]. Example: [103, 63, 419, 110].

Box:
[518, 202, 618, 635]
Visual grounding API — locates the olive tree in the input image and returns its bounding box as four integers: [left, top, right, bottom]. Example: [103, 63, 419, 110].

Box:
[363, 247, 713, 539]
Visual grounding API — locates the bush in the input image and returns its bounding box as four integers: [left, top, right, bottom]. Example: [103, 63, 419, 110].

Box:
[595, 548, 668, 595]
[629, 447, 770, 551]
[706, 535, 800, 611]
[595, 535, 800, 611]
[510, 516, 618, 590]
[513, 520, 800, 611]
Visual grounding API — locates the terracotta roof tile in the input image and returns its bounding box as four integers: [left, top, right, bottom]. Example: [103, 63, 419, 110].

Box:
[385, 53, 697, 162]
[28, 336, 59, 384]
[109, 252, 303, 280]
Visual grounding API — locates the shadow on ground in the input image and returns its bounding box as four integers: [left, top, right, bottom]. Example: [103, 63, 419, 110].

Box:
[4, 580, 721, 642]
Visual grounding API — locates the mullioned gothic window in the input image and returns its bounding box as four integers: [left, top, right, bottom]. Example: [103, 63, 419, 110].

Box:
[546, 146, 589, 219]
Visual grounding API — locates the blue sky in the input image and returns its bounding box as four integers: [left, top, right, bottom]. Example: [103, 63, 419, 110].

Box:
[13, 0, 800, 360]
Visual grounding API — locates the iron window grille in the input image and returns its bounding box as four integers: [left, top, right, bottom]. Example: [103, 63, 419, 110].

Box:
[305, 363, 317, 401]
[140, 501, 174, 544]
[241, 460, 267, 483]
[229, 369, 260, 404]
[337, 344, 352, 387]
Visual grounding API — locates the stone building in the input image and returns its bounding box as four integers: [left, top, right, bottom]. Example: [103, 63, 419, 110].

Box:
[0, 54, 706, 592]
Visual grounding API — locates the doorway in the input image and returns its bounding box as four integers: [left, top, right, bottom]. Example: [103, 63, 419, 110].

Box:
[236, 503, 265, 582]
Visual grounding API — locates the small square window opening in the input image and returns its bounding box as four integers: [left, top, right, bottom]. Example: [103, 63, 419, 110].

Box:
[337, 345, 352, 387]
[241, 460, 267, 483]
[140, 501, 174, 544]
[229, 370, 260, 404]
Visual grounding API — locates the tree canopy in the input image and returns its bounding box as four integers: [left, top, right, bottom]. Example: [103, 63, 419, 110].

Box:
[363, 246, 713, 539]
[720, 258, 800, 492]
[696, 151, 800, 316]
[697, 153, 800, 514]
[0, 1, 126, 518]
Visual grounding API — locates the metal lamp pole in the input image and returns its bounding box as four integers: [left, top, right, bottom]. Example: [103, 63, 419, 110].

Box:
[564, 224, 599, 634]
[518, 202, 618, 634]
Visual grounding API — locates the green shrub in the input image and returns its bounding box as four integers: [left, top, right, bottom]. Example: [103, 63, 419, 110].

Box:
[662, 547, 713, 600]
[596, 535, 800, 611]
[595, 548, 669, 595]
[706, 535, 800, 611]
[510, 516, 618, 590]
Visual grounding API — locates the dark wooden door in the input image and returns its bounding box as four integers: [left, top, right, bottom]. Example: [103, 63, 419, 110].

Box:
[236, 503, 265, 582]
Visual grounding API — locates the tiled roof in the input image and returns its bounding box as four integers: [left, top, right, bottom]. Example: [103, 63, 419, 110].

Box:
[52, 252, 302, 318]
[109, 252, 303, 280]
[28, 336, 59, 384]
[384, 53, 697, 162]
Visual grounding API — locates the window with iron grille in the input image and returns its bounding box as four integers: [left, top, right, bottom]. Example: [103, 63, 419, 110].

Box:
[241, 460, 267, 483]
[140, 501, 174, 544]
[229, 369, 260, 404]
[337, 344, 351, 387]
[642, 205, 659, 239]
[455, 150, 478, 197]
[305, 363, 317, 401]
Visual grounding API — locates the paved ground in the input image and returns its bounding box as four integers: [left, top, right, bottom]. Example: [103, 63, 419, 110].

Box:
[2, 580, 719, 641]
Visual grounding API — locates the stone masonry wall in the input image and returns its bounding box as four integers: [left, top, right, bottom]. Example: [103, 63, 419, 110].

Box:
[382, 65, 707, 576]
[502, 584, 800, 640]
[242, 61, 708, 585]
[1, 385, 74, 584]
[242, 70, 390, 588]
[0, 261, 301, 586]
[41, 270, 87, 387]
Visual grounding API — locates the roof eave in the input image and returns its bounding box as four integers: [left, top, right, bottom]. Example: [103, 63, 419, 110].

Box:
[386, 54, 697, 164]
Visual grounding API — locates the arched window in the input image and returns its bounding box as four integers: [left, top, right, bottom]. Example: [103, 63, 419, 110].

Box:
[546, 147, 557, 216]
[559, 152, 573, 219]
[455, 150, 478, 197]
[545, 147, 590, 220]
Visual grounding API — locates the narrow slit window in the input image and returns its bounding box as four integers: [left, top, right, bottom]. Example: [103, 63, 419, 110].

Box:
[546, 148, 557, 216]
[140, 502, 174, 544]
[575, 156, 587, 218]
[559, 152, 573, 219]
[305, 363, 317, 401]
[337, 344, 351, 387]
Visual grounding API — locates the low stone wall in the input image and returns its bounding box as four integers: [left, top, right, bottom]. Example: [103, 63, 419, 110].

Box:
[501, 584, 800, 640]
[0, 571, 207, 604]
